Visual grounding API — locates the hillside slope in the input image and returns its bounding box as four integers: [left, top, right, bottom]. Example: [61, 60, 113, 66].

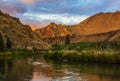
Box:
[35, 11, 120, 45]
[0, 10, 50, 49]
[72, 11, 120, 35]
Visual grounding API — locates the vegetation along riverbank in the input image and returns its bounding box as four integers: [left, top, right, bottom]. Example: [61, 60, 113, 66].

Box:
[44, 42, 120, 64]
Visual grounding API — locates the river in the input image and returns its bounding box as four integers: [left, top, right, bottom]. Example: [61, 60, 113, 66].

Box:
[0, 55, 120, 81]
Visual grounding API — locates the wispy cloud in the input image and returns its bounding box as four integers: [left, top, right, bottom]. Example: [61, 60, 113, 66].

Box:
[22, 19, 49, 28]
[20, 0, 39, 5]
[23, 13, 89, 25]
[0, 1, 26, 15]
[20, 0, 63, 5]
[0, 0, 120, 27]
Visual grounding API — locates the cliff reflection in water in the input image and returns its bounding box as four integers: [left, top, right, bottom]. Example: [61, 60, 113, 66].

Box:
[0, 55, 120, 81]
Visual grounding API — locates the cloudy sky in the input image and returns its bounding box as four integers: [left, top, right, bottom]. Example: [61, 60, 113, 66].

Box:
[0, 0, 120, 27]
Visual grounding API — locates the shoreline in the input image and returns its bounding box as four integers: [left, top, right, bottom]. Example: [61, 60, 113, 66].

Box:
[44, 49, 120, 64]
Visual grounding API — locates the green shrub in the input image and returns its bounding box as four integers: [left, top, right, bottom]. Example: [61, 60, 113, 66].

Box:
[52, 44, 64, 51]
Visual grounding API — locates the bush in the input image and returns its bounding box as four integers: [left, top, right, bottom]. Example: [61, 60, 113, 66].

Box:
[52, 44, 64, 51]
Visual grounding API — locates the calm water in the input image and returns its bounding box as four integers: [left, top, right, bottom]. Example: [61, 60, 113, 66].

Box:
[0, 55, 120, 81]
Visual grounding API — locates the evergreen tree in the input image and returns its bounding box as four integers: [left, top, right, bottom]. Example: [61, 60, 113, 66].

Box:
[65, 34, 70, 45]
[0, 33, 4, 50]
[6, 37, 12, 48]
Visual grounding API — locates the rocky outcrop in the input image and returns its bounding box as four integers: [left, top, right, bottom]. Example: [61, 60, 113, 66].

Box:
[35, 22, 73, 39]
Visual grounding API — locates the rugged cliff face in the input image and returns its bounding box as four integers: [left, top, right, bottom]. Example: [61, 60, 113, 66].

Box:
[35, 22, 73, 38]
[0, 11, 50, 49]
[35, 11, 120, 45]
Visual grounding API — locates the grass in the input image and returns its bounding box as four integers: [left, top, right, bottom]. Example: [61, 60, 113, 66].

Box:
[44, 42, 120, 64]
[0, 48, 44, 58]
[44, 50, 120, 63]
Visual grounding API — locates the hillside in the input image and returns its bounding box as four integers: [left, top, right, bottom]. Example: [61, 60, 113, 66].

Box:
[71, 11, 120, 35]
[42, 29, 120, 45]
[0, 10, 50, 49]
[35, 11, 120, 45]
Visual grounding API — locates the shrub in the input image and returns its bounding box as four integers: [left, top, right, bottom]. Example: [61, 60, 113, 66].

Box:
[52, 44, 64, 51]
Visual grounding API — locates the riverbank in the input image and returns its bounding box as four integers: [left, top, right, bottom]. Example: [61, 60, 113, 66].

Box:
[44, 50, 120, 64]
[44, 42, 120, 64]
[0, 49, 46, 56]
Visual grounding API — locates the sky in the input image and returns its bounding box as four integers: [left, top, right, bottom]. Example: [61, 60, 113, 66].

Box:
[0, 0, 120, 27]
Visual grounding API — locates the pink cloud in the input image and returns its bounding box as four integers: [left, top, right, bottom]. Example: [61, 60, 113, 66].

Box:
[20, 0, 63, 5]
[21, 0, 37, 4]
[0, 2, 26, 15]
[22, 19, 49, 28]
[20, 0, 49, 4]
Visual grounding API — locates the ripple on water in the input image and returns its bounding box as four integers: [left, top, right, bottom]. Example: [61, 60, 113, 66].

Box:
[28, 62, 44, 65]
[52, 76, 88, 81]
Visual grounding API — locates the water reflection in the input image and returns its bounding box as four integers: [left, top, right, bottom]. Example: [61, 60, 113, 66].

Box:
[0, 55, 120, 81]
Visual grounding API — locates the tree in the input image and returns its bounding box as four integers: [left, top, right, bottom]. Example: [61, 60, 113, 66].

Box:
[65, 34, 70, 45]
[6, 37, 12, 48]
[0, 33, 4, 50]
